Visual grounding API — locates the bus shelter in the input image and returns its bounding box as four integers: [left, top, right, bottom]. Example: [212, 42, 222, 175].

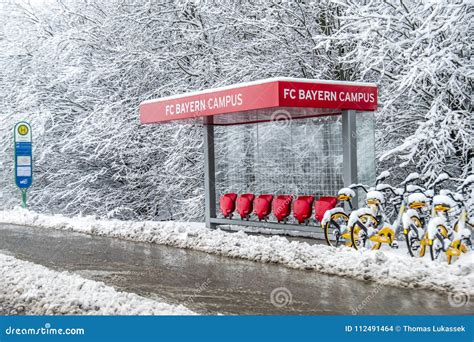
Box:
[140, 78, 378, 235]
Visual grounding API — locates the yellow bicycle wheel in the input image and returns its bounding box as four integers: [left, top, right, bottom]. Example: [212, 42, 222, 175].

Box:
[404, 215, 423, 257]
[323, 212, 349, 247]
[351, 213, 379, 250]
[429, 225, 449, 261]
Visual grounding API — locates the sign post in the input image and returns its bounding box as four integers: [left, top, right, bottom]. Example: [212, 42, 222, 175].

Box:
[14, 122, 33, 208]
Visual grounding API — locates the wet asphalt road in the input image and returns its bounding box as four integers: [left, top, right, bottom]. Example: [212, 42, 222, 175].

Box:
[0, 223, 470, 315]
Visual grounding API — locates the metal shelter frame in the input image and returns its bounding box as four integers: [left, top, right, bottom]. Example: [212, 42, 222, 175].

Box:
[139, 77, 377, 235]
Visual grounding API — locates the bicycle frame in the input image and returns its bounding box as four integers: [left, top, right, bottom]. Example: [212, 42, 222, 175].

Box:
[322, 184, 367, 248]
[403, 173, 453, 256]
[427, 178, 473, 263]
[351, 173, 422, 250]
[352, 197, 404, 248]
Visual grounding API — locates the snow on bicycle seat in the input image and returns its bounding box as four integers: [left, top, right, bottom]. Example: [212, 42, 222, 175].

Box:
[407, 193, 428, 209]
[433, 194, 456, 212]
[337, 188, 355, 201]
[366, 190, 385, 204]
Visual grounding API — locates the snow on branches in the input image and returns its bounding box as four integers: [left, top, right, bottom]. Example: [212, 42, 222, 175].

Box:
[333, 0, 472, 180]
[0, 0, 471, 220]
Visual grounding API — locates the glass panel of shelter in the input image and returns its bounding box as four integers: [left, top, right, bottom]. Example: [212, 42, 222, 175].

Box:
[356, 111, 376, 207]
[214, 111, 348, 221]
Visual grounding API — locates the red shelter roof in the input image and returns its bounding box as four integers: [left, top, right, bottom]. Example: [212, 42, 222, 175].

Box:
[139, 77, 377, 126]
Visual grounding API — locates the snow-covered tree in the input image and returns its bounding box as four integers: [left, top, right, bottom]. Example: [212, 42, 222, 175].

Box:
[0, 0, 471, 221]
[330, 0, 472, 182]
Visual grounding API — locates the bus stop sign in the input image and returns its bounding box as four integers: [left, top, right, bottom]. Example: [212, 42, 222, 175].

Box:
[14, 122, 33, 190]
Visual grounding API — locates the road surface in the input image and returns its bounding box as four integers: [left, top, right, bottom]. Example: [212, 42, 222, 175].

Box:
[0, 223, 470, 315]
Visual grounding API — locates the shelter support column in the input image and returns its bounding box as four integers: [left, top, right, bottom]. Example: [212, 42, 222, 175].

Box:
[342, 110, 357, 198]
[203, 120, 217, 229]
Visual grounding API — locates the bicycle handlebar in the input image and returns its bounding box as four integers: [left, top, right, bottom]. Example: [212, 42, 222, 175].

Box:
[430, 172, 453, 194]
[349, 184, 369, 193]
[444, 192, 464, 205]
[384, 186, 400, 197]
[457, 175, 474, 193]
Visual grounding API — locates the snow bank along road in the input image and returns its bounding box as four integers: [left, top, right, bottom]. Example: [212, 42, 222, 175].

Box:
[0, 208, 472, 298]
[0, 252, 194, 315]
[0, 223, 470, 315]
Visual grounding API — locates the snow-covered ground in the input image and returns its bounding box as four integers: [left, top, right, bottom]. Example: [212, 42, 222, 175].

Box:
[0, 208, 472, 296]
[0, 252, 195, 315]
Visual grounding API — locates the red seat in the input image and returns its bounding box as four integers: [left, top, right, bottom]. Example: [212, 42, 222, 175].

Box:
[236, 194, 255, 219]
[293, 196, 315, 224]
[254, 195, 274, 221]
[220, 193, 237, 218]
[272, 195, 293, 222]
[314, 196, 338, 222]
